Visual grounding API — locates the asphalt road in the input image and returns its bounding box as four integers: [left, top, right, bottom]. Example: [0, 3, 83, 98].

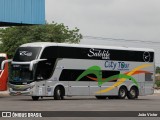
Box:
[0, 94, 160, 120]
[0, 94, 160, 111]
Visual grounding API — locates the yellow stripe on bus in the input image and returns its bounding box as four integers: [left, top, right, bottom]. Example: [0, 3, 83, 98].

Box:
[96, 64, 152, 94]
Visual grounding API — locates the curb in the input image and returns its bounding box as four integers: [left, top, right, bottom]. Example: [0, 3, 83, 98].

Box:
[154, 89, 160, 94]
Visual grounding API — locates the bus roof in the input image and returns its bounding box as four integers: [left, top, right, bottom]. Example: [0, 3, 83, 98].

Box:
[20, 42, 154, 52]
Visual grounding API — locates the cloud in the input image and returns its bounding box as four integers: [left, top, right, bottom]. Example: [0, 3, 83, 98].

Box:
[46, 0, 160, 40]
[46, 0, 160, 65]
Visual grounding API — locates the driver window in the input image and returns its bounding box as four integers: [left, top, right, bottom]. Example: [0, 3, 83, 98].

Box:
[35, 59, 56, 80]
[36, 46, 58, 81]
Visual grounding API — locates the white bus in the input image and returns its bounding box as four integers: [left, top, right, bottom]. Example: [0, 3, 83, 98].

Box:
[7, 42, 155, 100]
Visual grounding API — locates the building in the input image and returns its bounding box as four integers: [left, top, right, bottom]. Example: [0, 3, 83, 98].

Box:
[0, 0, 45, 26]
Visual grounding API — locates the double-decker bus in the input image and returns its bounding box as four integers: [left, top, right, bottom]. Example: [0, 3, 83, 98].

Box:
[8, 42, 155, 100]
[0, 53, 8, 91]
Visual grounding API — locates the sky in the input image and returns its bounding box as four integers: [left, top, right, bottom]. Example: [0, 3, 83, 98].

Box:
[45, 0, 160, 66]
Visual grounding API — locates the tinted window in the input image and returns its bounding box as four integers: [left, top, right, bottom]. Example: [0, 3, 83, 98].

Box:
[41, 46, 58, 59]
[35, 46, 58, 80]
[59, 69, 120, 82]
[13, 47, 41, 62]
[35, 58, 57, 80]
[9, 64, 34, 85]
[145, 73, 153, 81]
[56, 46, 154, 62]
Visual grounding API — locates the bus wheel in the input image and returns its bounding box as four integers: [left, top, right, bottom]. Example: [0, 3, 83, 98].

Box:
[32, 96, 39, 101]
[54, 87, 64, 100]
[118, 87, 127, 99]
[127, 87, 138, 99]
[95, 96, 107, 99]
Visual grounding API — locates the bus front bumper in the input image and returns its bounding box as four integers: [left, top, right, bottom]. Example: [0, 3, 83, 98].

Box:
[8, 82, 35, 96]
[9, 88, 33, 96]
[9, 89, 31, 96]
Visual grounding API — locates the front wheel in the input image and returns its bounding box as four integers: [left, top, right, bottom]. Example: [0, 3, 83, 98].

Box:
[127, 87, 138, 99]
[32, 96, 39, 101]
[54, 87, 64, 100]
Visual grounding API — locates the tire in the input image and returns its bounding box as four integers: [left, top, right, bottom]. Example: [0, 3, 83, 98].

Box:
[127, 87, 138, 99]
[32, 96, 39, 101]
[54, 87, 64, 100]
[118, 87, 127, 99]
[95, 96, 107, 99]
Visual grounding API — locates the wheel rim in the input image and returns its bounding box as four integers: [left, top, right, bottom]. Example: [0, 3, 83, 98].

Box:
[57, 89, 61, 96]
[120, 89, 126, 98]
[130, 89, 136, 97]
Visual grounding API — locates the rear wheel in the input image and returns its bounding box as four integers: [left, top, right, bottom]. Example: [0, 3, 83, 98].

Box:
[54, 87, 64, 100]
[127, 87, 138, 99]
[95, 96, 107, 99]
[118, 87, 127, 99]
[32, 96, 39, 101]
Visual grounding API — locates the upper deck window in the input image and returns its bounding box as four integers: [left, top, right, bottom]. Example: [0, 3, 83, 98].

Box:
[13, 47, 42, 62]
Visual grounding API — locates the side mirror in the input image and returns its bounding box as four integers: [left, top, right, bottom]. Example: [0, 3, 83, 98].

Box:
[1, 59, 12, 70]
[29, 59, 47, 71]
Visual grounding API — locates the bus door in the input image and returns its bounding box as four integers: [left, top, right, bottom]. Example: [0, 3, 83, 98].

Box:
[36, 59, 58, 96]
[144, 73, 154, 95]
[138, 73, 153, 95]
[35, 80, 46, 96]
[35, 61, 49, 96]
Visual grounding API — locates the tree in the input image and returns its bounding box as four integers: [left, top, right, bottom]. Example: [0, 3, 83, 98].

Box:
[156, 66, 160, 74]
[0, 23, 82, 58]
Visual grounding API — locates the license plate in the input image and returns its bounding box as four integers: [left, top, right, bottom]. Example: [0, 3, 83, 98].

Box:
[15, 92, 21, 95]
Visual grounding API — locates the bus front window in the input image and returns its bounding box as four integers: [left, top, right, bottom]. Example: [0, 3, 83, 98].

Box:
[10, 65, 33, 83]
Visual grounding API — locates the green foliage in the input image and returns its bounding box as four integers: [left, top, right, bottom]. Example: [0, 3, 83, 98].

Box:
[156, 66, 160, 73]
[0, 23, 82, 58]
[155, 80, 160, 87]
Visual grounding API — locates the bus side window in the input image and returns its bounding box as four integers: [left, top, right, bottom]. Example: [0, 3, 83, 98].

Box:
[35, 59, 56, 80]
[36, 46, 58, 81]
[145, 73, 153, 81]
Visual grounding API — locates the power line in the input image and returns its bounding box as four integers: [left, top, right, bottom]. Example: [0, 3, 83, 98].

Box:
[83, 36, 160, 44]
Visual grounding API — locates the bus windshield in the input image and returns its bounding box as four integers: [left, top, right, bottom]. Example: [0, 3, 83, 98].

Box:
[13, 47, 42, 62]
[10, 65, 33, 83]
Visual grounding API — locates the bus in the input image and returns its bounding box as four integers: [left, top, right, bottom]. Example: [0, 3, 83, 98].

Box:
[0, 53, 8, 91]
[7, 42, 155, 100]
